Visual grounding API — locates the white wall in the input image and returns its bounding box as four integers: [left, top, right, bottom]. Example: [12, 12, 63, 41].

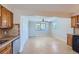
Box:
[0, 5, 74, 49]
[12, 10, 21, 24]
[51, 17, 73, 42]
[28, 16, 52, 37]
[29, 21, 50, 37]
[28, 16, 73, 43]
[20, 16, 29, 52]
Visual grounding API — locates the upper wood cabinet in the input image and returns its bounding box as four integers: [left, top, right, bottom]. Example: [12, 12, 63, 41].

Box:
[6, 10, 13, 29]
[0, 5, 1, 16]
[71, 15, 79, 28]
[0, 5, 13, 29]
[0, 5, 2, 27]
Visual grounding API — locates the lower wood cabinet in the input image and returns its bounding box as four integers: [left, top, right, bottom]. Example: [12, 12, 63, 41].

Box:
[0, 43, 12, 54]
[67, 34, 73, 46]
[2, 46, 11, 54]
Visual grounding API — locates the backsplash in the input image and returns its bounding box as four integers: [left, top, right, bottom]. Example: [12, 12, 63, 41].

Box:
[0, 29, 2, 38]
[8, 24, 20, 36]
[0, 24, 20, 39]
[0, 29, 4, 38]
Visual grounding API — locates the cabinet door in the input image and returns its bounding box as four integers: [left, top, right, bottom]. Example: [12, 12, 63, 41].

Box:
[77, 16, 79, 27]
[0, 5, 13, 29]
[2, 46, 12, 54]
[67, 34, 72, 46]
[71, 16, 78, 28]
[10, 12, 13, 28]
[0, 43, 12, 54]
[7, 10, 13, 28]
[0, 5, 1, 16]
[0, 5, 1, 17]
[1, 6, 8, 28]
[0, 5, 2, 28]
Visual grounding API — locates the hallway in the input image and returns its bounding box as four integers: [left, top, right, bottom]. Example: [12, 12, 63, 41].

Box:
[22, 37, 76, 54]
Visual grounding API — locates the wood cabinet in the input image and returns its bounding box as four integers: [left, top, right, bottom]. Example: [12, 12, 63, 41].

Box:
[0, 43, 12, 54]
[0, 5, 1, 16]
[71, 15, 79, 28]
[0, 5, 13, 29]
[67, 34, 73, 46]
[6, 10, 13, 29]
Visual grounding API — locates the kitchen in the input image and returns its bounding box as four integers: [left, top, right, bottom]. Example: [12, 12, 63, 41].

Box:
[0, 4, 79, 54]
[67, 15, 79, 53]
[0, 5, 20, 54]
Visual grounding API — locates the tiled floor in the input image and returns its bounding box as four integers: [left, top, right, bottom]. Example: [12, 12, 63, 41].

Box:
[22, 37, 77, 54]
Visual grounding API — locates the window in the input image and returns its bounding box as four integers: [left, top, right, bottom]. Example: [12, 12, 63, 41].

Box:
[35, 23, 41, 30]
[40, 22, 46, 30]
[35, 22, 46, 31]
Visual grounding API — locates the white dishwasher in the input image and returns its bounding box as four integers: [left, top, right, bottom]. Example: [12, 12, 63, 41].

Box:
[13, 38, 20, 54]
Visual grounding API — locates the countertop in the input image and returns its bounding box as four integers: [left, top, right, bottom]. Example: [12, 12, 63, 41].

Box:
[0, 35, 20, 49]
[67, 33, 79, 36]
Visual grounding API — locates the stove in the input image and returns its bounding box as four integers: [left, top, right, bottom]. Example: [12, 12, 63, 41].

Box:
[0, 40, 8, 44]
[72, 35, 79, 53]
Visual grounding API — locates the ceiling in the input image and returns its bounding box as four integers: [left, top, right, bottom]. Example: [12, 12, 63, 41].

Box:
[4, 4, 79, 17]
